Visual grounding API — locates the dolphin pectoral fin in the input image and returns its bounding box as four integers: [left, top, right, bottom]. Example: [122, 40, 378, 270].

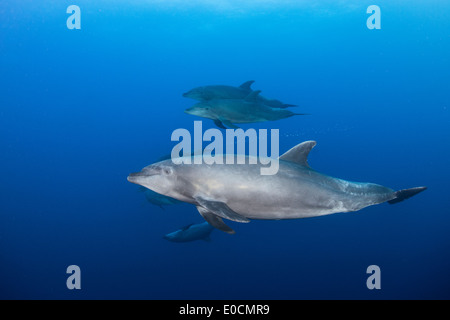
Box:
[194, 196, 250, 223]
[279, 140, 317, 167]
[239, 80, 255, 91]
[219, 118, 240, 129]
[213, 119, 227, 129]
[387, 186, 427, 204]
[197, 206, 235, 234]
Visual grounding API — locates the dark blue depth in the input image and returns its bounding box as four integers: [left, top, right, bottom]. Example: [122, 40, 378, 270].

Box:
[0, 0, 449, 299]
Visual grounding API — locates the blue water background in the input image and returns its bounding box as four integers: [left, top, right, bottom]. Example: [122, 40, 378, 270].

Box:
[1, 0, 449, 299]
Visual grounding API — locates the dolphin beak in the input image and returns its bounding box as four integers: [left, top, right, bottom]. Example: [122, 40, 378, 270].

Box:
[127, 172, 143, 184]
[127, 166, 160, 185]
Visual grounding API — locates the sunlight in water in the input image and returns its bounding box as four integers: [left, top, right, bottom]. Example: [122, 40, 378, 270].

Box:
[108, 0, 361, 13]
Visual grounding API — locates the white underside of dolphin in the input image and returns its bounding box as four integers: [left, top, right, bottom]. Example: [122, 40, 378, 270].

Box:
[128, 141, 427, 234]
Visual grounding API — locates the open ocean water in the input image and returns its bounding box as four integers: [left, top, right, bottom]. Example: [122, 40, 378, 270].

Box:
[0, 0, 449, 300]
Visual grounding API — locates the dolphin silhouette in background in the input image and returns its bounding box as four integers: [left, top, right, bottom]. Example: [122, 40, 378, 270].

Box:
[183, 80, 296, 109]
[139, 187, 181, 210]
[185, 90, 305, 129]
[163, 221, 215, 243]
[128, 141, 427, 234]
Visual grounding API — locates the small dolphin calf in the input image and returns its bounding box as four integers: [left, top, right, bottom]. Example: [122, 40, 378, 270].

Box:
[128, 141, 426, 234]
[183, 80, 296, 108]
[163, 222, 214, 243]
[185, 91, 304, 129]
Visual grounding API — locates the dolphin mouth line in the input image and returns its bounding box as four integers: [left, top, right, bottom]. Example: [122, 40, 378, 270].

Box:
[127, 174, 139, 184]
[127, 172, 156, 184]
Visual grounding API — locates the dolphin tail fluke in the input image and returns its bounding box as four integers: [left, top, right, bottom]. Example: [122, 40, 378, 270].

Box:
[388, 186, 427, 204]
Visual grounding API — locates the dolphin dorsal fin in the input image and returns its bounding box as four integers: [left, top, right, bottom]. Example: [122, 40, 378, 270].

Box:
[239, 80, 255, 91]
[244, 90, 261, 101]
[279, 141, 317, 167]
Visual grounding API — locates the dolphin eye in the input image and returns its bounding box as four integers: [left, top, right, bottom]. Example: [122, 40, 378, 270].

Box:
[163, 168, 173, 175]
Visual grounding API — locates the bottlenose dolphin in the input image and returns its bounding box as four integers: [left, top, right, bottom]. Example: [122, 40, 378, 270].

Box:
[163, 221, 214, 242]
[185, 91, 305, 129]
[183, 80, 296, 108]
[128, 141, 427, 234]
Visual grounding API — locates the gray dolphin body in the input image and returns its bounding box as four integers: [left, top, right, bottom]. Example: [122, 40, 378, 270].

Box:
[163, 222, 214, 242]
[128, 141, 427, 234]
[185, 91, 304, 129]
[183, 80, 296, 108]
